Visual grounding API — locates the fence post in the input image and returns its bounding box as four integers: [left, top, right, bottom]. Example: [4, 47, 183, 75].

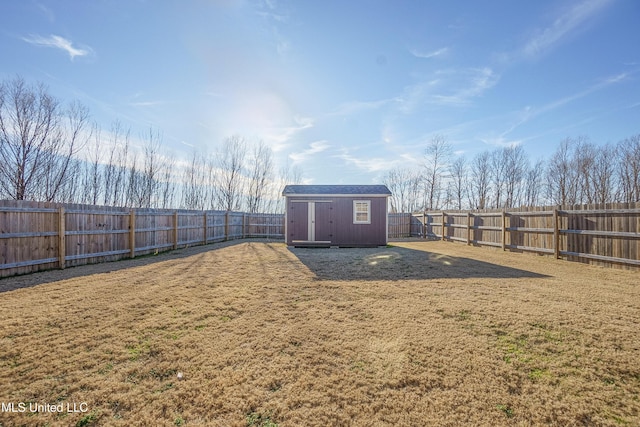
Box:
[243, 213, 247, 238]
[225, 211, 230, 241]
[173, 211, 178, 250]
[441, 211, 446, 241]
[129, 210, 136, 258]
[553, 208, 560, 259]
[501, 210, 506, 251]
[203, 211, 208, 245]
[467, 212, 471, 245]
[58, 207, 66, 269]
[422, 212, 426, 239]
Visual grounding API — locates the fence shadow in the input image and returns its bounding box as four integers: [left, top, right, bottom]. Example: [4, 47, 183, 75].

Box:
[289, 245, 549, 281]
[0, 238, 266, 293]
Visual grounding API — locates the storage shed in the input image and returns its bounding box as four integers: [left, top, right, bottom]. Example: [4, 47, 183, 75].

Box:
[282, 184, 392, 247]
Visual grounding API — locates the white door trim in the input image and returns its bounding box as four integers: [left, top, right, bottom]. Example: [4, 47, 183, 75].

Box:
[308, 201, 315, 241]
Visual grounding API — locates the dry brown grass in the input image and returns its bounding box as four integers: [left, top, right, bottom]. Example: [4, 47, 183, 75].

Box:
[0, 239, 639, 426]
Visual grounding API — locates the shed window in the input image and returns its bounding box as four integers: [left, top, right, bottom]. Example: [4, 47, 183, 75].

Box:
[353, 200, 371, 224]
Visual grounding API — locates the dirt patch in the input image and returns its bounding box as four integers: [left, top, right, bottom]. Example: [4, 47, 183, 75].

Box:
[0, 240, 638, 426]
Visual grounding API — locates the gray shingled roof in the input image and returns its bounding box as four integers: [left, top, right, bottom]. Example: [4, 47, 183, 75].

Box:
[282, 184, 391, 196]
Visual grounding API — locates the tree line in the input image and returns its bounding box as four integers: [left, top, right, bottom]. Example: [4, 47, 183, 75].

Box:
[2, 76, 638, 213]
[0, 76, 301, 212]
[384, 134, 640, 213]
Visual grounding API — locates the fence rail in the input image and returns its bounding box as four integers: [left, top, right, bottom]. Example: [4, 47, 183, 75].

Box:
[388, 203, 640, 269]
[0, 200, 285, 278]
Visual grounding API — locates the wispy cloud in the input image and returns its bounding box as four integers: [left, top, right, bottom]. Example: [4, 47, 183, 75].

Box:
[430, 67, 499, 106]
[410, 47, 449, 59]
[484, 71, 629, 142]
[267, 116, 314, 151]
[330, 98, 393, 116]
[336, 148, 403, 173]
[521, 0, 613, 59]
[22, 34, 92, 60]
[528, 72, 627, 118]
[289, 140, 329, 164]
[129, 101, 165, 107]
[397, 67, 499, 112]
[36, 3, 55, 22]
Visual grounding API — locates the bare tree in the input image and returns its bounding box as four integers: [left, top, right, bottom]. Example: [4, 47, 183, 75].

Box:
[524, 159, 545, 207]
[125, 151, 141, 208]
[490, 148, 508, 208]
[383, 167, 423, 213]
[423, 135, 451, 210]
[135, 128, 163, 208]
[470, 151, 491, 209]
[547, 138, 579, 205]
[448, 156, 467, 210]
[573, 138, 596, 204]
[158, 153, 176, 209]
[503, 145, 528, 208]
[84, 124, 103, 205]
[246, 141, 274, 213]
[274, 161, 303, 212]
[215, 135, 246, 211]
[617, 135, 640, 203]
[0, 77, 90, 201]
[101, 120, 130, 206]
[591, 143, 618, 204]
[182, 150, 208, 210]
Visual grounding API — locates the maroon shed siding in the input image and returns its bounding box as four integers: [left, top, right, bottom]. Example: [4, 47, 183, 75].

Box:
[283, 185, 391, 247]
[331, 197, 387, 246]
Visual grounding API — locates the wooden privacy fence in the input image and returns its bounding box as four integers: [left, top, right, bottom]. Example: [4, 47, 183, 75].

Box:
[0, 200, 285, 278]
[389, 203, 640, 269]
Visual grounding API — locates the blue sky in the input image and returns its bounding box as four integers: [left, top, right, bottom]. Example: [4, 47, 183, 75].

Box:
[1, 0, 639, 184]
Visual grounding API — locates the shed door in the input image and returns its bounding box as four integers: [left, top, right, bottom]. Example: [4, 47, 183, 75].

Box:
[289, 202, 308, 241]
[314, 202, 333, 242]
[290, 201, 332, 243]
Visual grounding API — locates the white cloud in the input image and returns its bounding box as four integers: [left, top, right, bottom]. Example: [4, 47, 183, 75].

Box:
[520, 72, 628, 122]
[521, 0, 613, 59]
[336, 148, 403, 173]
[430, 67, 499, 106]
[22, 34, 92, 60]
[267, 116, 314, 151]
[330, 99, 393, 116]
[289, 140, 329, 164]
[396, 67, 499, 111]
[36, 3, 55, 22]
[130, 100, 165, 107]
[410, 47, 449, 59]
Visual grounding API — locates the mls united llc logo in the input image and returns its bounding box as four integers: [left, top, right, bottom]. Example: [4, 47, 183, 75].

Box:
[1, 402, 89, 413]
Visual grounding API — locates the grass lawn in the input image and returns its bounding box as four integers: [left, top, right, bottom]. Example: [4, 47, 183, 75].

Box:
[0, 240, 638, 426]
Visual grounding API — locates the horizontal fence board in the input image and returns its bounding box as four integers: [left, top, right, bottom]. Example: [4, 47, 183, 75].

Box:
[507, 227, 554, 234]
[507, 211, 554, 217]
[561, 229, 640, 238]
[0, 231, 59, 239]
[560, 251, 640, 266]
[66, 249, 131, 261]
[0, 207, 58, 213]
[506, 244, 555, 254]
[1, 258, 59, 269]
[65, 229, 130, 236]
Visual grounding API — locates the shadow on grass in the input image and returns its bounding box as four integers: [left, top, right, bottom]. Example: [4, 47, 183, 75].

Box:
[289, 244, 549, 281]
[0, 238, 272, 293]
